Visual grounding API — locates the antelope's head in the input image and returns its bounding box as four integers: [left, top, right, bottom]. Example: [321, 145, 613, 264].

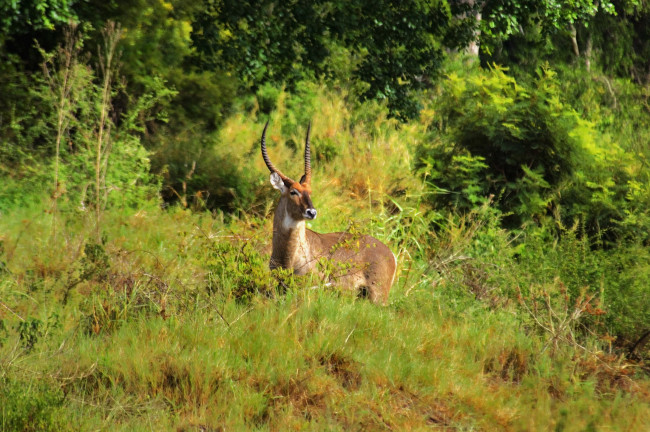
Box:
[261, 121, 317, 221]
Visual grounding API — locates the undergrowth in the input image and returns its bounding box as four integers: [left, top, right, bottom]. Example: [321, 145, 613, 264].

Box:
[1, 58, 649, 430]
[0, 201, 648, 431]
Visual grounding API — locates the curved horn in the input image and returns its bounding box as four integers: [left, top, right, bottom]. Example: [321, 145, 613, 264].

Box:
[261, 121, 293, 184]
[303, 122, 312, 185]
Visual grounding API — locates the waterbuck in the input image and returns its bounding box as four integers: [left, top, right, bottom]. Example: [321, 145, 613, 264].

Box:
[261, 121, 397, 304]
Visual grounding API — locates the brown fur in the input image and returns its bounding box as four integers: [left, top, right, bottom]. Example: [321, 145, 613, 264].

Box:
[262, 122, 396, 304]
[270, 192, 397, 305]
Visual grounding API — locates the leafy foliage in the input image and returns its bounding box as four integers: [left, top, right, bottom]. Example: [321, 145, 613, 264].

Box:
[0, 378, 65, 432]
[419, 63, 587, 224]
[1, 2, 650, 429]
[192, 0, 471, 119]
[0, 0, 77, 37]
[417, 59, 650, 242]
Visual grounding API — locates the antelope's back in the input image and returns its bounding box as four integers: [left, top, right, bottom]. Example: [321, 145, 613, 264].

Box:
[308, 230, 396, 303]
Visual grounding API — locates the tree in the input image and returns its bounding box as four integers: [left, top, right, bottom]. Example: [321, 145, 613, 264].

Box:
[594, 0, 650, 84]
[477, 0, 616, 70]
[0, 0, 77, 40]
[191, 0, 472, 119]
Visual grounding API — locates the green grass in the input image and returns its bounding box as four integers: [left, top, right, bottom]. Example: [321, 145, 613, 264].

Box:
[0, 204, 648, 431]
[1, 79, 649, 431]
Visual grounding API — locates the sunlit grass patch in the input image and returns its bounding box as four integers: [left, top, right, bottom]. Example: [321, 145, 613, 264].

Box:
[0, 81, 649, 431]
[1, 205, 649, 430]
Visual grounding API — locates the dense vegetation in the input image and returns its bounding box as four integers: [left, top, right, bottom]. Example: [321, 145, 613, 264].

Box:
[1, 1, 649, 430]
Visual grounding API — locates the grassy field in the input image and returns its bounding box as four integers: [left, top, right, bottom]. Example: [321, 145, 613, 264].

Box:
[0, 201, 648, 431]
[1, 84, 649, 431]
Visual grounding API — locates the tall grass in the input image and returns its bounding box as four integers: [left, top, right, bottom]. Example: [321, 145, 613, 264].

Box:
[1, 83, 649, 431]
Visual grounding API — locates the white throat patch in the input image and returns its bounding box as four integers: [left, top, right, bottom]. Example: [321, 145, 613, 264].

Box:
[282, 212, 304, 231]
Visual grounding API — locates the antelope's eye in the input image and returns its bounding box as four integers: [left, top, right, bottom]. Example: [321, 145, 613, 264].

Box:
[290, 190, 300, 196]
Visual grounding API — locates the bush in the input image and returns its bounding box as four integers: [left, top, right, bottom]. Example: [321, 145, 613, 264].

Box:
[497, 223, 650, 345]
[152, 134, 263, 212]
[0, 378, 65, 431]
[203, 237, 278, 302]
[417, 60, 650, 244]
[418, 63, 594, 225]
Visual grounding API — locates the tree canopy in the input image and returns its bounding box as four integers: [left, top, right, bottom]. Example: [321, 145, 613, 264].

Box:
[192, 0, 472, 119]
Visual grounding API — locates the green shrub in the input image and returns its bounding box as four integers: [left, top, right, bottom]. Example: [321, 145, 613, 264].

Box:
[550, 65, 650, 243]
[0, 25, 167, 219]
[203, 237, 281, 302]
[419, 64, 594, 225]
[152, 131, 268, 212]
[0, 379, 66, 432]
[418, 60, 650, 244]
[504, 224, 650, 344]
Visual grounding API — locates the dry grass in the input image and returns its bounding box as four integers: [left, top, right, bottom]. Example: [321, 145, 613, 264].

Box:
[1, 85, 649, 431]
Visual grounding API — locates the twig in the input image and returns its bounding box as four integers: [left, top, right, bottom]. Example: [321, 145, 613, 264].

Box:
[230, 307, 253, 326]
[344, 327, 356, 345]
[0, 300, 24, 321]
[281, 308, 299, 326]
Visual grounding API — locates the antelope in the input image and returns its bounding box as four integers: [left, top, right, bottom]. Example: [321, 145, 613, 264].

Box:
[261, 121, 397, 304]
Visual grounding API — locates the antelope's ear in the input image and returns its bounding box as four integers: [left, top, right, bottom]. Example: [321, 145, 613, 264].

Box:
[270, 172, 287, 193]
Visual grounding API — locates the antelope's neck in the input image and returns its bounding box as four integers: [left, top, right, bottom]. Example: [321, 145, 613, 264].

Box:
[270, 198, 312, 274]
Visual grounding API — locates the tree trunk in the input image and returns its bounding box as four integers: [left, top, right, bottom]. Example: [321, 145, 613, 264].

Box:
[569, 24, 580, 58]
[459, 0, 481, 56]
[467, 11, 482, 56]
[584, 29, 593, 71]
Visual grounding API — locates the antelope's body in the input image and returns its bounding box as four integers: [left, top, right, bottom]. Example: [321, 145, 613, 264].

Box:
[262, 122, 396, 304]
